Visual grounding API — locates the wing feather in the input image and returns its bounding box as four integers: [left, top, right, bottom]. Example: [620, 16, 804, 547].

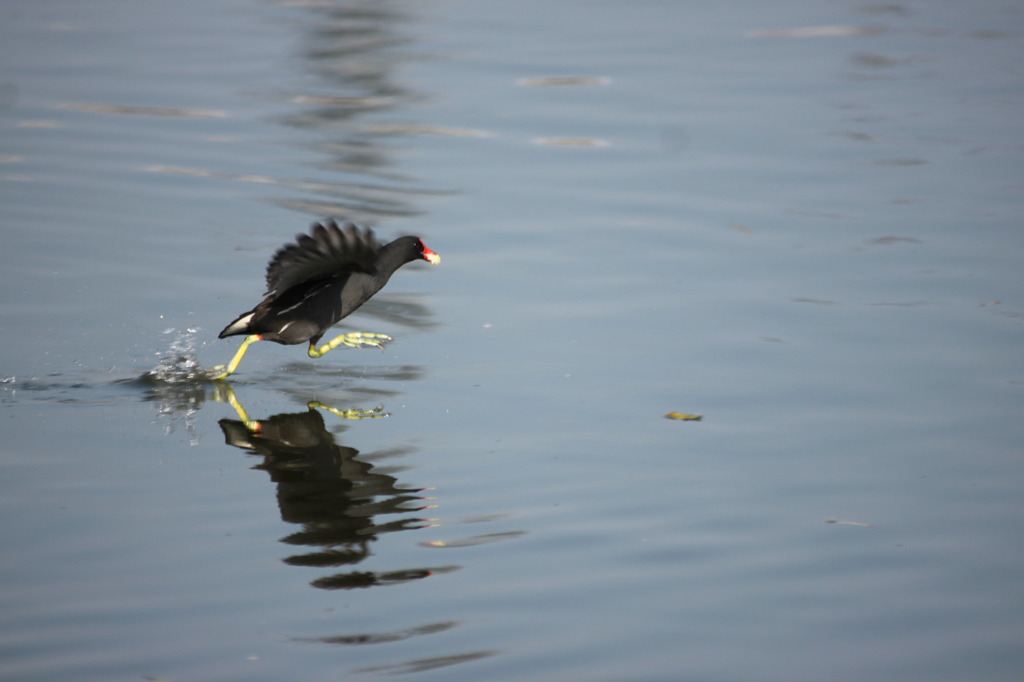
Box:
[264, 219, 382, 295]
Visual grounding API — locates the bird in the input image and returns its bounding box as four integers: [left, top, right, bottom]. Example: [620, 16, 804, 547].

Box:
[209, 219, 440, 380]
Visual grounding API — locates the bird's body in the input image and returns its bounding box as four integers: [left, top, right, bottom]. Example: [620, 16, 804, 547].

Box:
[210, 219, 439, 380]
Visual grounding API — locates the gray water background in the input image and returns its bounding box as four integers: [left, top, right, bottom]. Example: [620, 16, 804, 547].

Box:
[2, 1, 1023, 680]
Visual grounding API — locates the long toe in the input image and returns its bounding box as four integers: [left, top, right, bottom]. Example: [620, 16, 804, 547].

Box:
[345, 332, 393, 349]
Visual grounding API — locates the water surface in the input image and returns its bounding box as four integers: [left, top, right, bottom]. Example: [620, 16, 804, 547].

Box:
[2, 1, 1023, 680]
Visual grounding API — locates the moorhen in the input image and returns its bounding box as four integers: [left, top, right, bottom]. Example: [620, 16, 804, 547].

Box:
[210, 219, 439, 380]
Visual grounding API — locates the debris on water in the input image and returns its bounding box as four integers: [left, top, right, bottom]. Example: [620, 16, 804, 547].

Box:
[665, 412, 702, 421]
[826, 518, 876, 527]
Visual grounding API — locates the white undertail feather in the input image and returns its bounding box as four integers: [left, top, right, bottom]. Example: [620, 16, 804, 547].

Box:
[221, 312, 254, 336]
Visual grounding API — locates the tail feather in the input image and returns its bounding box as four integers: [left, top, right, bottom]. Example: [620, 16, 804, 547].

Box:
[218, 312, 255, 338]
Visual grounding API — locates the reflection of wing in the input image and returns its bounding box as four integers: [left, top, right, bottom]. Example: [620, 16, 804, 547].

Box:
[264, 220, 382, 295]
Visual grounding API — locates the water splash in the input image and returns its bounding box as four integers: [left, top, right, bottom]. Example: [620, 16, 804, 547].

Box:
[142, 328, 208, 445]
[0, 375, 15, 405]
[146, 327, 209, 384]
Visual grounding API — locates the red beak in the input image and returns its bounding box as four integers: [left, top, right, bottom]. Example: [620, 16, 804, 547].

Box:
[422, 245, 441, 265]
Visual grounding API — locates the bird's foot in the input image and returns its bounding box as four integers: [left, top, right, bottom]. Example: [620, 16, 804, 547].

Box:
[308, 332, 393, 357]
[206, 365, 231, 381]
[208, 334, 261, 380]
[308, 401, 389, 420]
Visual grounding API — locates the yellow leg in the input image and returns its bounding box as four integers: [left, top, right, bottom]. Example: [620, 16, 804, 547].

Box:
[209, 334, 261, 380]
[307, 331, 392, 358]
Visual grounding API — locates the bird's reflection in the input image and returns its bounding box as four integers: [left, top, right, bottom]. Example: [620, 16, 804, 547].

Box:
[217, 385, 439, 589]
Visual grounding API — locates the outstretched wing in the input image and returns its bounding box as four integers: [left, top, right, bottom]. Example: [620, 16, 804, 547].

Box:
[264, 219, 382, 295]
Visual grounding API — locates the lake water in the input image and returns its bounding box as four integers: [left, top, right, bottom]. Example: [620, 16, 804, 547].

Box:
[2, 1, 1023, 680]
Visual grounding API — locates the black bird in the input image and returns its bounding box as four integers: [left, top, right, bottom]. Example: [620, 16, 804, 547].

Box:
[210, 219, 440, 380]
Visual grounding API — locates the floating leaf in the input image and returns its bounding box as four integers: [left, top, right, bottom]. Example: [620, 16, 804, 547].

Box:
[826, 518, 876, 527]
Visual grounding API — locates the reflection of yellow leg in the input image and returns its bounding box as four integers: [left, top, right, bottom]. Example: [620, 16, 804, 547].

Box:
[308, 401, 389, 420]
[211, 383, 262, 432]
[307, 332, 392, 358]
[216, 383, 261, 431]
[209, 334, 261, 380]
